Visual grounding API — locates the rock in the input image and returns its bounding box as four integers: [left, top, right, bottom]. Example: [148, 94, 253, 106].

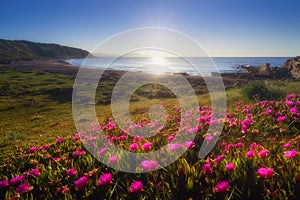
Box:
[240, 65, 259, 74]
[281, 56, 300, 80]
[274, 67, 290, 79]
[258, 63, 271, 76]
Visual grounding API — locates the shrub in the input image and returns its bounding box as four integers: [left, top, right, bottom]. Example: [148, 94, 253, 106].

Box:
[242, 81, 286, 101]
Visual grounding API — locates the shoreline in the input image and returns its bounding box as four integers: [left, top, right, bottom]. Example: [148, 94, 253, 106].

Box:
[1, 59, 295, 91]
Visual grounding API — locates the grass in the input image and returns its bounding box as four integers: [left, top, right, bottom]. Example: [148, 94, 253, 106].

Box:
[0, 66, 300, 157]
[0, 66, 299, 199]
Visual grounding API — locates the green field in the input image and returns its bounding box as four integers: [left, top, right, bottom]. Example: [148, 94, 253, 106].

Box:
[1, 66, 300, 157]
[0, 67, 300, 199]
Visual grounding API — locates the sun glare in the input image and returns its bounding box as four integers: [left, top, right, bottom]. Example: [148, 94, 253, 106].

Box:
[148, 56, 168, 75]
[150, 56, 167, 66]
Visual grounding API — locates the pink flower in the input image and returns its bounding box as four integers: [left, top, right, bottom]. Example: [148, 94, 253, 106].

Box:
[142, 142, 153, 151]
[56, 137, 64, 143]
[43, 144, 51, 150]
[10, 175, 25, 184]
[109, 136, 118, 142]
[264, 109, 273, 115]
[74, 176, 89, 190]
[15, 182, 32, 194]
[290, 107, 299, 114]
[276, 116, 287, 122]
[129, 143, 139, 151]
[129, 181, 143, 193]
[235, 142, 244, 148]
[205, 135, 214, 142]
[258, 149, 269, 158]
[214, 155, 225, 163]
[250, 142, 261, 150]
[0, 180, 9, 189]
[167, 143, 182, 151]
[286, 94, 296, 99]
[246, 150, 255, 158]
[185, 141, 195, 149]
[203, 163, 213, 175]
[52, 157, 61, 163]
[214, 181, 229, 193]
[225, 163, 235, 172]
[72, 133, 81, 140]
[257, 167, 274, 179]
[208, 119, 218, 125]
[66, 168, 77, 177]
[167, 135, 174, 141]
[28, 147, 37, 153]
[109, 155, 118, 164]
[285, 101, 294, 106]
[97, 148, 108, 155]
[140, 160, 157, 171]
[226, 143, 235, 150]
[284, 150, 299, 158]
[191, 127, 199, 133]
[55, 186, 69, 195]
[283, 143, 291, 149]
[28, 168, 40, 177]
[73, 149, 86, 157]
[98, 173, 113, 186]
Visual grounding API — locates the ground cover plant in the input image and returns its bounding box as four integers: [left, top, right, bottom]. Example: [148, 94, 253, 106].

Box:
[0, 93, 299, 199]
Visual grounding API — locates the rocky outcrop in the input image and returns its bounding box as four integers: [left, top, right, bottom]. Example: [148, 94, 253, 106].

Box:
[0, 39, 89, 63]
[241, 62, 290, 79]
[258, 63, 271, 76]
[281, 56, 300, 80]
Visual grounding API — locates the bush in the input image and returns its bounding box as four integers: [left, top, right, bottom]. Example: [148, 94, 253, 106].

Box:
[243, 81, 286, 101]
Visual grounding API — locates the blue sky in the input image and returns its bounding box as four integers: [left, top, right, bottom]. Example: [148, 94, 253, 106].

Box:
[0, 0, 299, 56]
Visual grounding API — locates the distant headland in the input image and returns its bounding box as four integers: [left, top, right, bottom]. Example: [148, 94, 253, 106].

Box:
[0, 39, 89, 63]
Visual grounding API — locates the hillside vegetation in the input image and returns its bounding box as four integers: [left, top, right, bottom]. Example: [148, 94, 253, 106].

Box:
[0, 39, 89, 63]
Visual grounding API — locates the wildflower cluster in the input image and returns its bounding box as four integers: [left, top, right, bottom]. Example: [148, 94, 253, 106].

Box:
[0, 94, 299, 199]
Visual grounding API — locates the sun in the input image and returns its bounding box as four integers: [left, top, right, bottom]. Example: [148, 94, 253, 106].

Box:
[148, 56, 168, 75]
[150, 56, 167, 66]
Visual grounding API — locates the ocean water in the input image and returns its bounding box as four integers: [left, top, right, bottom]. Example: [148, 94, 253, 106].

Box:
[67, 57, 291, 76]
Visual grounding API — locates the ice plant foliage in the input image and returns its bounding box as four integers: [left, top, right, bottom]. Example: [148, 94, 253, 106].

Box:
[0, 94, 299, 199]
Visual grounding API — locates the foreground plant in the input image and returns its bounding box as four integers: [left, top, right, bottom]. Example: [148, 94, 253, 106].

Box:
[0, 94, 299, 199]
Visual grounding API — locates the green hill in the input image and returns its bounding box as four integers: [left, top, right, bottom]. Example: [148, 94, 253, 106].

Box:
[0, 39, 89, 63]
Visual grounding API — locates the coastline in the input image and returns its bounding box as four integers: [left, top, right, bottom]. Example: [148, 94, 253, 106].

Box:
[1, 58, 291, 91]
[0, 59, 286, 88]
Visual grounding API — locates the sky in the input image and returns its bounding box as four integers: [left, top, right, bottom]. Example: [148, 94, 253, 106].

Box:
[0, 0, 299, 57]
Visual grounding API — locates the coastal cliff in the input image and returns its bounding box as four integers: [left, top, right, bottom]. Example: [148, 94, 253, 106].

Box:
[0, 39, 89, 63]
[281, 56, 300, 80]
[241, 56, 300, 80]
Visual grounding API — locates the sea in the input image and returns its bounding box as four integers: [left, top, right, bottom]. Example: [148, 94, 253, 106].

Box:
[66, 57, 291, 76]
